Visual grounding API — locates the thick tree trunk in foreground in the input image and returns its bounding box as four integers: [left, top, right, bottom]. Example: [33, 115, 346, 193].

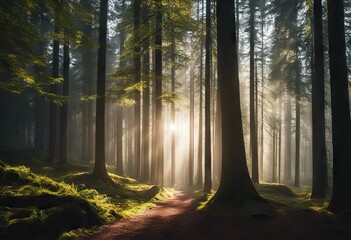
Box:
[311, 0, 328, 199]
[212, 0, 260, 203]
[327, 0, 351, 213]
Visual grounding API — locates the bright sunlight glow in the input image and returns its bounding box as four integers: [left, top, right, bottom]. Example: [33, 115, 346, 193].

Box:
[169, 123, 176, 132]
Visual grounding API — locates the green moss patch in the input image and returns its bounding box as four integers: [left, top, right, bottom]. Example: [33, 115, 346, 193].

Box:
[0, 161, 165, 239]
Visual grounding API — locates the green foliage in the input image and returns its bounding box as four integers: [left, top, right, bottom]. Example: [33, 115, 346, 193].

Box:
[0, 0, 95, 103]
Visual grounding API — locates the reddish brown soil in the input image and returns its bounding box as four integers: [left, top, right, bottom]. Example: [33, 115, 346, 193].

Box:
[82, 192, 351, 240]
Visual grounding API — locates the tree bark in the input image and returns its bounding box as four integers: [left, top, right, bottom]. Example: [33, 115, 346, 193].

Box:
[311, 0, 328, 198]
[294, 86, 300, 187]
[141, 4, 150, 182]
[58, 34, 69, 166]
[284, 94, 292, 183]
[48, 20, 60, 162]
[212, 0, 260, 203]
[327, 0, 351, 213]
[133, 0, 141, 179]
[171, 23, 176, 187]
[203, 0, 212, 193]
[155, 0, 164, 187]
[189, 66, 195, 187]
[91, 0, 110, 181]
[196, 0, 204, 189]
[249, 0, 259, 183]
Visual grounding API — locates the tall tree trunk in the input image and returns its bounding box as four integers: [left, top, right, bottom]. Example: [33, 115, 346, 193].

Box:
[189, 66, 195, 187]
[327, 0, 351, 213]
[311, 0, 328, 198]
[272, 126, 276, 182]
[141, 4, 150, 182]
[151, 50, 157, 184]
[91, 0, 110, 181]
[259, 0, 265, 182]
[127, 108, 134, 176]
[170, 23, 176, 186]
[294, 85, 300, 187]
[278, 94, 282, 183]
[203, 0, 212, 193]
[132, 0, 141, 179]
[81, 15, 93, 163]
[155, 0, 164, 187]
[116, 104, 124, 175]
[284, 94, 292, 183]
[196, 0, 205, 189]
[116, 0, 126, 176]
[58, 35, 69, 166]
[34, 10, 46, 153]
[48, 21, 60, 162]
[212, 0, 260, 203]
[249, 0, 259, 183]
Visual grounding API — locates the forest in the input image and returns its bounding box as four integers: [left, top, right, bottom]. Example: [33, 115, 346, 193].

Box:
[0, 0, 351, 239]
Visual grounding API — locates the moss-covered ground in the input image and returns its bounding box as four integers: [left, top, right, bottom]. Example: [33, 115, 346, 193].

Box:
[0, 149, 169, 240]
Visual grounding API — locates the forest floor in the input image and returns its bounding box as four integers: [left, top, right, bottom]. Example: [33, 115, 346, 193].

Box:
[1, 149, 350, 240]
[79, 190, 351, 240]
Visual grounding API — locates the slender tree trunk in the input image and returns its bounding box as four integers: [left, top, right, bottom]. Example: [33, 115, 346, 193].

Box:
[212, 0, 260, 203]
[116, 104, 124, 175]
[196, 0, 205, 189]
[203, 0, 212, 193]
[170, 23, 176, 186]
[259, 0, 265, 182]
[327, 0, 351, 213]
[284, 94, 292, 183]
[295, 87, 300, 187]
[311, 0, 328, 198]
[141, 4, 150, 182]
[115, 0, 126, 176]
[249, 0, 259, 183]
[189, 67, 195, 187]
[48, 21, 60, 162]
[151, 51, 157, 185]
[133, 0, 141, 179]
[127, 108, 134, 176]
[278, 94, 282, 183]
[34, 10, 46, 153]
[58, 35, 69, 166]
[272, 126, 276, 182]
[155, 0, 164, 186]
[91, 0, 110, 180]
[81, 13, 93, 163]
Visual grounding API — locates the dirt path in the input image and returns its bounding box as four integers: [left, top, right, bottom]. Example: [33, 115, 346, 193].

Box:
[82, 192, 350, 240]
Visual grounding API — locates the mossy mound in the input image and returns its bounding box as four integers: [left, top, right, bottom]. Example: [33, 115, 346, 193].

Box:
[0, 161, 116, 240]
[64, 172, 162, 218]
